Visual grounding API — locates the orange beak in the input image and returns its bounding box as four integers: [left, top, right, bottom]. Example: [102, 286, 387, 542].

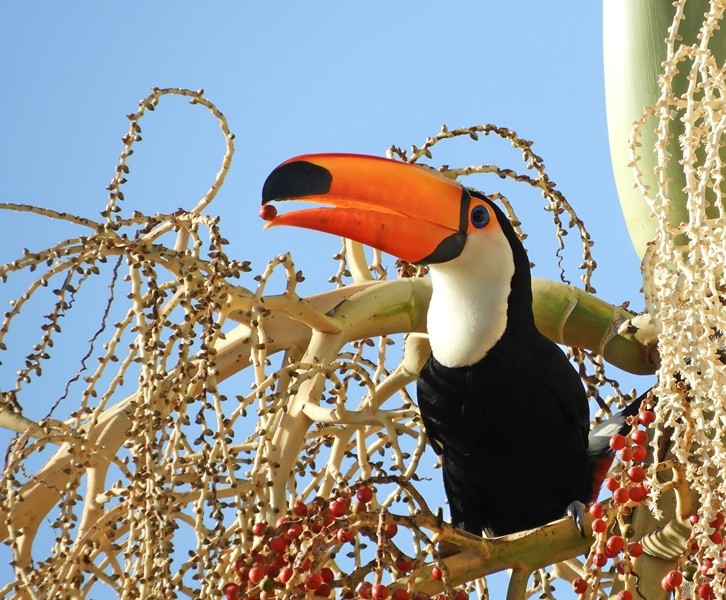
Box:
[261, 153, 473, 264]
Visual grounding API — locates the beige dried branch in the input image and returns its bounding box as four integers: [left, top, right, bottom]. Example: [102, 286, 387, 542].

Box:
[395, 123, 598, 293]
[631, 0, 726, 596]
[0, 260, 656, 592]
[0, 78, 672, 600]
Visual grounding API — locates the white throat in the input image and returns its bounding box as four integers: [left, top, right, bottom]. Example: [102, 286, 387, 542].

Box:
[427, 229, 515, 368]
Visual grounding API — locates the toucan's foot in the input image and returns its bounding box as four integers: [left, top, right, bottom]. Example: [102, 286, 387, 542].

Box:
[566, 501, 587, 538]
[436, 507, 444, 528]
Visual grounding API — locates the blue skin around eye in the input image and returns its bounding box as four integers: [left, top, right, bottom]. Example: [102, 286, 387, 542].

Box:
[471, 206, 490, 228]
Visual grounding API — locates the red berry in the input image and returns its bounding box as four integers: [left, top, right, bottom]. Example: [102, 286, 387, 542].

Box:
[698, 582, 716, 599]
[431, 566, 443, 581]
[604, 546, 619, 559]
[589, 503, 605, 518]
[330, 499, 347, 517]
[572, 578, 587, 594]
[391, 590, 410, 600]
[639, 410, 656, 426]
[631, 430, 648, 446]
[223, 583, 241, 600]
[269, 536, 288, 553]
[613, 487, 630, 504]
[709, 512, 725, 529]
[278, 566, 293, 584]
[605, 477, 620, 492]
[251, 522, 267, 536]
[259, 204, 278, 221]
[233, 558, 247, 575]
[615, 559, 632, 574]
[293, 501, 308, 516]
[618, 447, 633, 461]
[631, 444, 647, 461]
[629, 484, 648, 503]
[453, 592, 468, 600]
[320, 568, 334, 583]
[627, 466, 645, 482]
[690, 513, 700, 525]
[605, 535, 625, 556]
[396, 558, 414, 573]
[593, 552, 608, 567]
[358, 582, 373, 599]
[592, 518, 607, 533]
[371, 584, 389, 600]
[628, 541, 643, 557]
[411, 594, 431, 600]
[305, 573, 323, 591]
[337, 527, 354, 543]
[356, 485, 374, 503]
[267, 564, 281, 579]
[311, 519, 324, 534]
[609, 434, 627, 451]
[316, 583, 331, 597]
[662, 570, 683, 591]
[709, 529, 723, 544]
[276, 516, 288, 528]
[249, 566, 266, 584]
[382, 523, 398, 537]
[617, 591, 633, 600]
[286, 522, 303, 540]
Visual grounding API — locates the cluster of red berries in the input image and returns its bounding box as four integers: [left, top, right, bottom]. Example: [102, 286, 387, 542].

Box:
[577, 504, 643, 594]
[572, 577, 635, 600]
[571, 409, 657, 597]
[222, 484, 468, 599]
[690, 511, 726, 548]
[667, 511, 726, 600]
[586, 502, 644, 570]
[575, 408, 726, 599]
[655, 560, 719, 599]
[574, 567, 718, 600]
[355, 581, 466, 600]
[222, 488, 367, 599]
[603, 409, 655, 506]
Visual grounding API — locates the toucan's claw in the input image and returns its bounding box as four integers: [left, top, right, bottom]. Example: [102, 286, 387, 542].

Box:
[566, 501, 587, 538]
[436, 507, 444, 528]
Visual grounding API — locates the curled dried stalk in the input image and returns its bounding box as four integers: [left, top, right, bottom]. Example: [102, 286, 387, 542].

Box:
[388, 123, 597, 293]
[0, 74, 668, 599]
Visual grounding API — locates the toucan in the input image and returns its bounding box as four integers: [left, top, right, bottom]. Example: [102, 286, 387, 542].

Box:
[260, 153, 642, 537]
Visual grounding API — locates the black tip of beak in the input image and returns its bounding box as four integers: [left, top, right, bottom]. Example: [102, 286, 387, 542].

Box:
[261, 160, 333, 204]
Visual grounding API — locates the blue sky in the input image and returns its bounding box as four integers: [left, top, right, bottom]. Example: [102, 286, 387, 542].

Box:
[0, 2, 646, 310]
[0, 2, 653, 596]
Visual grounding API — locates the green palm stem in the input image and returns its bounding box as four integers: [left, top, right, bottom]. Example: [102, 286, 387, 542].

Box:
[604, 0, 725, 258]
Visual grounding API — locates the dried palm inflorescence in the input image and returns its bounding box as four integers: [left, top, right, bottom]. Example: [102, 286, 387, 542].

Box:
[635, 0, 726, 597]
[0, 89, 640, 598]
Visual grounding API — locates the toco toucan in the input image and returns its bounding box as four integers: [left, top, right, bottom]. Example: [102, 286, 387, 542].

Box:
[260, 153, 641, 537]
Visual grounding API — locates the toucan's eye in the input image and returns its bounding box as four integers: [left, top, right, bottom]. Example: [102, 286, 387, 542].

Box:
[470, 205, 490, 228]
